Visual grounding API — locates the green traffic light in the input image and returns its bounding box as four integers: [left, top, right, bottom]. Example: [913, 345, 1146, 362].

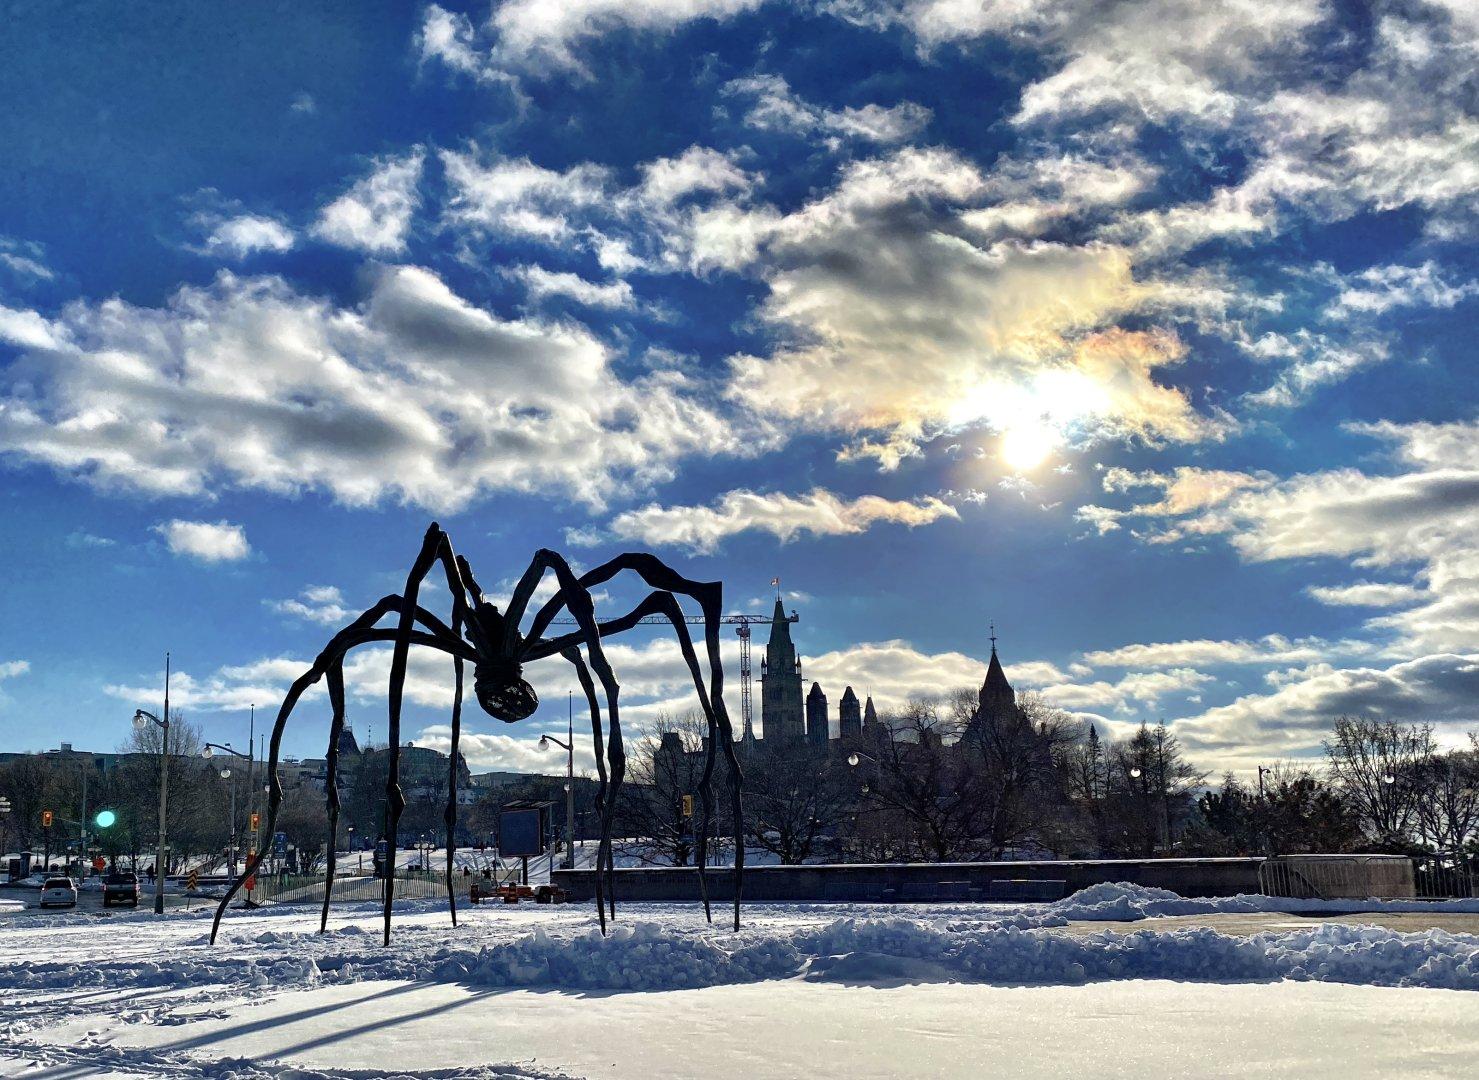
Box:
[94, 809, 116, 828]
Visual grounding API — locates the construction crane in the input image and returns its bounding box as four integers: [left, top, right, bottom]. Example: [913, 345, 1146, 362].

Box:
[546, 609, 798, 739]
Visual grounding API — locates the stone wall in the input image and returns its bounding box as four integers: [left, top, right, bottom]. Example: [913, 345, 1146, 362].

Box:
[552, 857, 1269, 903]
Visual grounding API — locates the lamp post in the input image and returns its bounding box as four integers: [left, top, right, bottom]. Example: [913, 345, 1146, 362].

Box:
[134, 653, 172, 915]
[203, 743, 250, 874]
[540, 691, 576, 870]
[218, 768, 234, 870]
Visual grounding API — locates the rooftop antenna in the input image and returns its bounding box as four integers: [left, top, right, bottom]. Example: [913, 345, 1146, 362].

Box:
[990, 622, 997, 653]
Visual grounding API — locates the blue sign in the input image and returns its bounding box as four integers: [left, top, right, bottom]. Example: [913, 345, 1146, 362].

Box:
[273, 831, 287, 855]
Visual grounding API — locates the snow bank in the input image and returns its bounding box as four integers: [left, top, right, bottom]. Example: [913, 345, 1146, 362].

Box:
[9, 912, 1473, 999]
[1046, 881, 1479, 921]
[358, 916, 1479, 993]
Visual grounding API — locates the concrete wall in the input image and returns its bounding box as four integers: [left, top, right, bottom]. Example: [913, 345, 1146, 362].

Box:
[552, 858, 1268, 903]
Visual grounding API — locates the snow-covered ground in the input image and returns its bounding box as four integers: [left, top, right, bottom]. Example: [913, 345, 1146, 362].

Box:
[3, 884, 1477, 1078]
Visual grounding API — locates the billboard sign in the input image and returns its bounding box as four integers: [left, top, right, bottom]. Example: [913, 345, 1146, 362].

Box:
[498, 807, 546, 857]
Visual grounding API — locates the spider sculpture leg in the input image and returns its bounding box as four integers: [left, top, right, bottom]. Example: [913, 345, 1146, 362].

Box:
[379, 524, 486, 946]
[530, 589, 722, 920]
[529, 554, 743, 931]
[319, 659, 347, 934]
[442, 610, 465, 928]
[208, 592, 471, 946]
[502, 549, 628, 929]
[562, 647, 610, 931]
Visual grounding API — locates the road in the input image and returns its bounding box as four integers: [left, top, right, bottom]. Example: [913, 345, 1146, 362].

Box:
[0, 886, 196, 919]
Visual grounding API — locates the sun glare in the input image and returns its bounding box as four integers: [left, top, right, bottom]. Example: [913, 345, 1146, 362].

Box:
[1000, 423, 1057, 471]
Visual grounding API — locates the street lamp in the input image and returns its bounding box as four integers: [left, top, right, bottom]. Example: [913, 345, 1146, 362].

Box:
[204, 743, 250, 875]
[539, 691, 577, 870]
[133, 652, 172, 915]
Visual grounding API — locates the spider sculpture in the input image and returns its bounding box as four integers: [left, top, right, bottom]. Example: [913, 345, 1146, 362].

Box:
[208, 522, 745, 946]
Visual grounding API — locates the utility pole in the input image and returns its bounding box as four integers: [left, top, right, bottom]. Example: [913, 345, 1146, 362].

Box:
[79, 767, 88, 877]
[133, 652, 172, 915]
[538, 694, 577, 871]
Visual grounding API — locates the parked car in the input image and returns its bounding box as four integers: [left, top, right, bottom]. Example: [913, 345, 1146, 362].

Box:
[102, 871, 140, 907]
[39, 876, 78, 908]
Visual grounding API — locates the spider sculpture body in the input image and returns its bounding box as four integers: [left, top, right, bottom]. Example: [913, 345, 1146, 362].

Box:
[208, 523, 745, 946]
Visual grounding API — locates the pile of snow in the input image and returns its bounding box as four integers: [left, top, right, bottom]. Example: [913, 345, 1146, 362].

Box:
[1047, 881, 1479, 922]
[6, 905, 1475, 998]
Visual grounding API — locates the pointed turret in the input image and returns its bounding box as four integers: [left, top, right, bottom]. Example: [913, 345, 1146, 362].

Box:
[863, 696, 879, 732]
[966, 625, 1017, 743]
[806, 682, 829, 746]
[838, 686, 862, 739]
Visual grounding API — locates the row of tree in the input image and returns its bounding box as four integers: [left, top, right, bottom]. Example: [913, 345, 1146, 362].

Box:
[615, 698, 1479, 867]
[5, 706, 1474, 875]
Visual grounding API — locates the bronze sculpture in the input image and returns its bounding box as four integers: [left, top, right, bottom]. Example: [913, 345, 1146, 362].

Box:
[208, 522, 744, 945]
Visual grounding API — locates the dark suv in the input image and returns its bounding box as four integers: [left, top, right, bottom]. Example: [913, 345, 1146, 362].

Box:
[102, 871, 140, 907]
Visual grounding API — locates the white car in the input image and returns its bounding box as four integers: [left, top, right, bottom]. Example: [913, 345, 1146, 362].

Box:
[39, 876, 78, 908]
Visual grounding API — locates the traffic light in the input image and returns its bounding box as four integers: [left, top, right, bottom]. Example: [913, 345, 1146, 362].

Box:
[42, 810, 53, 828]
[250, 812, 260, 832]
[94, 809, 116, 828]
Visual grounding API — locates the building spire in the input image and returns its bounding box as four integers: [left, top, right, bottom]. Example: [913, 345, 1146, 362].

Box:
[990, 621, 997, 655]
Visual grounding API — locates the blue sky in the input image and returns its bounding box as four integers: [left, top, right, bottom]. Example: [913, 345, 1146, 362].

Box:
[1, 0, 1476, 775]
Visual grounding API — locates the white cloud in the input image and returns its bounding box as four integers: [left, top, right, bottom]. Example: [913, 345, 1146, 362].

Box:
[0, 237, 53, 282]
[723, 73, 931, 145]
[423, 0, 767, 77]
[0, 659, 29, 680]
[440, 144, 752, 263]
[414, 725, 599, 774]
[718, 149, 1220, 466]
[1175, 652, 1479, 765]
[199, 214, 295, 259]
[1082, 634, 1364, 670]
[269, 585, 353, 625]
[0, 265, 755, 511]
[313, 150, 424, 254]
[1327, 261, 1479, 318]
[0, 304, 63, 350]
[152, 520, 252, 563]
[1306, 581, 1426, 609]
[603, 488, 959, 552]
[514, 265, 636, 310]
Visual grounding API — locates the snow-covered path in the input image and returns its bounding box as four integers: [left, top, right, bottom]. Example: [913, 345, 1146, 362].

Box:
[4, 885, 1478, 1079]
[11, 977, 1479, 1080]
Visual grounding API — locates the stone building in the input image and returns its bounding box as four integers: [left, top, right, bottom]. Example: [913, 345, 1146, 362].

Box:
[837, 687, 862, 740]
[806, 682, 828, 746]
[760, 597, 805, 746]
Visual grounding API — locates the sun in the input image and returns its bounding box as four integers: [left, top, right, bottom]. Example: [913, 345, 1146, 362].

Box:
[1000, 423, 1058, 471]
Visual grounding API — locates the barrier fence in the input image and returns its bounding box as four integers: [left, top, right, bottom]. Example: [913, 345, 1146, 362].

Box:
[247, 863, 529, 905]
[1257, 854, 1475, 900]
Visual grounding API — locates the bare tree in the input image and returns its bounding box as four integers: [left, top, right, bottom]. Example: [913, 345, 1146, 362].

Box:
[1324, 716, 1435, 848]
[856, 700, 988, 861]
[615, 712, 713, 866]
[953, 690, 1079, 857]
[1413, 741, 1479, 858]
[742, 741, 855, 864]
[1105, 721, 1206, 856]
[116, 713, 226, 872]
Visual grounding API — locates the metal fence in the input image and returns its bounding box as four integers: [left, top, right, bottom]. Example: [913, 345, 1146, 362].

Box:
[1259, 854, 1475, 900]
[250, 869, 455, 905]
[1413, 856, 1476, 899]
